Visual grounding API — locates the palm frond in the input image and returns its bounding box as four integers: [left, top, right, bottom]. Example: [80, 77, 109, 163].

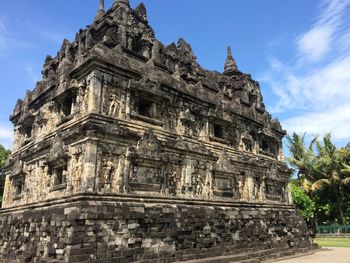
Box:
[311, 179, 331, 192]
[341, 164, 350, 176]
[342, 177, 350, 186]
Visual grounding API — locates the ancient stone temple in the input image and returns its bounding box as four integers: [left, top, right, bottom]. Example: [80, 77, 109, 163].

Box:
[0, 1, 315, 262]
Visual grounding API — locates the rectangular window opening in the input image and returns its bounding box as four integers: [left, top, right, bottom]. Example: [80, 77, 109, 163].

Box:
[54, 165, 67, 186]
[138, 99, 153, 118]
[213, 124, 224, 139]
[14, 180, 24, 196]
[61, 97, 73, 116]
[262, 140, 269, 152]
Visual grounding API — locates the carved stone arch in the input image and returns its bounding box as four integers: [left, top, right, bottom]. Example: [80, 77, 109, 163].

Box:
[215, 151, 234, 173]
[48, 132, 68, 165]
[127, 129, 164, 193]
[47, 132, 69, 189]
[102, 26, 120, 48]
[212, 151, 239, 199]
[136, 128, 162, 159]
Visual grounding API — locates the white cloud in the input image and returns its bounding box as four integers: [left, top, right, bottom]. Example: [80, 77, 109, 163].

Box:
[0, 126, 12, 140]
[0, 124, 13, 150]
[297, 25, 333, 62]
[260, 0, 350, 142]
[284, 105, 350, 141]
[297, 0, 350, 63]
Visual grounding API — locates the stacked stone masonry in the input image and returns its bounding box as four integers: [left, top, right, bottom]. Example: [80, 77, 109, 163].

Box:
[0, 198, 313, 263]
[0, 0, 315, 262]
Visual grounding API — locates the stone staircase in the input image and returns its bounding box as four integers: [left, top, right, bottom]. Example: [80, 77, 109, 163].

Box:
[172, 246, 319, 263]
[72, 245, 318, 263]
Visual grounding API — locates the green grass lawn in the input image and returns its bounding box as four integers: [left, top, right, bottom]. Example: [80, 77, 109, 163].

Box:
[315, 237, 350, 247]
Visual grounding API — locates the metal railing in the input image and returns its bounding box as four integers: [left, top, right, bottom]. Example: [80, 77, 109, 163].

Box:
[316, 224, 350, 234]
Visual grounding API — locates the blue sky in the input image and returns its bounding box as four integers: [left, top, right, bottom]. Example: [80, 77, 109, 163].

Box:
[0, 0, 349, 151]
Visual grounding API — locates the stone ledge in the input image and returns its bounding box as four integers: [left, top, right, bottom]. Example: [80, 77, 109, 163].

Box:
[0, 193, 294, 215]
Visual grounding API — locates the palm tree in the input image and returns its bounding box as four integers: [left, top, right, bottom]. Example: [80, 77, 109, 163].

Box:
[286, 133, 350, 224]
[308, 134, 350, 224]
[285, 133, 316, 182]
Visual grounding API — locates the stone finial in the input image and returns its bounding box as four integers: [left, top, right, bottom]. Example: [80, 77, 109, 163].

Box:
[224, 46, 238, 75]
[99, 0, 105, 11]
[135, 3, 147, 19]
[95, 0, 105, 22]
[113, 0, 130, 8]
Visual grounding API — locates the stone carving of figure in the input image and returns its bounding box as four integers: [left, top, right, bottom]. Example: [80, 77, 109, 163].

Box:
[108, 94, 120, 117]
[223, 85, 233, 100]
[62, 170, 68, 185]
[253, 177, 260, 200]
[103, 28, 119, 48]
[168, 169, 177, 196]
[73, 154, 83, 191]
[203, 165, 214, 199]
[238, 174, 245, 200]
[240, 131, 254, 152]
[76, 83, 87, 115]
[193, 173, 204, 196]
[178, 109, 198, 137]
[258, 175, 267, 202]
[102, 154, 115, 188]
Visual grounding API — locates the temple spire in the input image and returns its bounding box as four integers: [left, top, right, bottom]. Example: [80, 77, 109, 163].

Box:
[113, 0, 130, 8]
[95, 0, 105, 22]
[224, 46, 238, 76]
[99, 0, 105, 11]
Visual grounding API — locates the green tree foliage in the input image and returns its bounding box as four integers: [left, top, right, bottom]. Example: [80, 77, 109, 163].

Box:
[0, 144, 11, 169]
[286, 133, 350, 224]
[290, 182, 315, 219]
[0, 144, 11, 205]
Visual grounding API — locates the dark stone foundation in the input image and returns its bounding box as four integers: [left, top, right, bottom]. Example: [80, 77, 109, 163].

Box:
[0, 194, 315, 263]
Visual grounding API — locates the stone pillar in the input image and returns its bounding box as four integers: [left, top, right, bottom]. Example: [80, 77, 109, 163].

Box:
[87, 71, 103, 114]
[245, 173, 254, 202]
[122, 146, 132, 192]
[2, 173, 11, 208]
[82, 141, 98, 192]
[115, 157, 124, 192]
[119, 26, 127, 48]
[124, 81, 131, 120]
[285, 183, 293, 205]
[181, 159, 195, 195]
[277, 142, 284, 161]
[12, 126, 20, 153]
[200, 118, 210, 140]
[259, 177, 266, 202]
[152, 40, 161, 62]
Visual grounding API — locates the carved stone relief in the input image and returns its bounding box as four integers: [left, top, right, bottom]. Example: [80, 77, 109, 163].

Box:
[177, 109, 198, 137]
[212, 152, 237, 199]
[3, 2, 291, 209]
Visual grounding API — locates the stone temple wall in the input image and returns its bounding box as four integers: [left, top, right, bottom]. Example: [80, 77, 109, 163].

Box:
[0, 0, 315, 262]
[0, 196, 313, 263]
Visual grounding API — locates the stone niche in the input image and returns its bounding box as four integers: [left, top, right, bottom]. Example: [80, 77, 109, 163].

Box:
[212, 152, 239, 198]
[0, 0, 315, 262]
